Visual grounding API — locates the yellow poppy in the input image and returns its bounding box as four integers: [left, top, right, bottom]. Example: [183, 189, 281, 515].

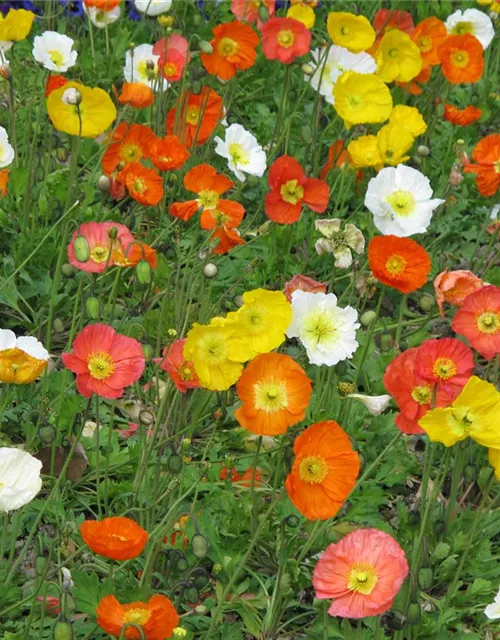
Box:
[287, 4, 315, 29]
[376, 123, 414, 166]
[0, 9, 35, 42]
[488, 448, 500, 481]
[327, 12, 375, 53]
[333, 71, 393, 128]
[375, 30, 423, 83]
[347, 135, 381, 168]
[389, 105, 428, 137]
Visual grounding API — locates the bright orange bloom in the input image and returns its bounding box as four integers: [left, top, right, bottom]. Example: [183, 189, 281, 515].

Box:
[412, 17, 448, 66]
[220, 466, 262, 487]
[45, 75, 68, 97]
[150, 134, 190, 172]
[231, 0, 275, 27]
[210, 226, 245, 254]
[201, 20, 259, 81]
[166, 88, 224, 147]
[285, 421, 360, 520]
[439, 34, 484, 84]
[0, 169, 9, 197]
[444, 103, 482, 126]
[102, 123, 155, 176]
[368, 236, 431, 294]
[415, 338, 474, 396]
[464, 134, 500, 197]
[114, 242, 158, 270]
[117, 163, 164, 207]
[200, 200, 244, 230]
[261, 17, 311, 64]
[235, 352, 312, 435]
[84, 0, 120, 8]
[434, 269, 484, 316]
[118, 82, 154, 109]
[320, 140, 349, 180]
[396, 65, 432, 96]
[452, 286, 500, 361]
[96, 594, 179, 640]
[80, 516, 148, 560]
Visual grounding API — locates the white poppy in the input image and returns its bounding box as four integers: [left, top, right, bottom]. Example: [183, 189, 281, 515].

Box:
[347, 393, 392, 416]
[364, 164, 444, 237]
[32, 31, 77, 72]
[83, 4, 121, 28]
[124, 43, 163, 90]
[214, 123, 266, 182]
[445, 9, 494, 49]
[134, 0, 172, 16]
[0, 330, 49, 362]
[485, 586, 500, 619]
[286, 290, 360, 366]
[0, 41, 13, 54]
[0, 447, 42, 513]
[0, 126, 15, 168]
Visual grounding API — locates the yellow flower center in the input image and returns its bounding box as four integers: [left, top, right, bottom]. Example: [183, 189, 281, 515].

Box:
[229, 142, 249, 166]
[417, 36, 432, 53]
[254, 380, 288, 412]
[476, 311, 500, 334]
[213, 210, 231, 225]
[202, 333, 228, 365]
[451, 21, 474, 35]
[347, 93, 362, 109]
[388, 47, 399, 59]
[179, 365, 195, 381]
[87, 351, 115, 380]
[347, 563, 378, 595]
[48, 49, 65, 67]
[385, 190, 416, 216]
[277, 29, 295, 48]
[132, 178, 147, 194]
[411, 384, 432, 405]
[298, 455, 329, 484]
[494, 159, 500, 174]
[303, 309, 337, 344]
[217, 37, 239, 57]
[163, 62, 178, 77]
[340, 25, 350, 36]
[385, 254, 407, 276]
[123, 608, 151, 626]
[451, 49, 470, 68]
[432, 357, 458, 380]
[197, 189, 220, 210]
[280, 179, 304, 205]
[90, 245, 110, 264]
[186, 106, 200, 125]
[120, 143, 142, 163]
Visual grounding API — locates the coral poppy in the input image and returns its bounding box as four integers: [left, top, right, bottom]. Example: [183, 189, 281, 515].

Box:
[439, 34, 484, 84]
[155, 338, 200, 393]
[118, 82, 154, 109]
[415, 338, 474, 395]
[67, 222, 132, 274]
[265, 155, 329, 224]
[153, 34, 190, 83]
[231, 0, 275, 27]
[368, 236, 431, 294]
[284, 274, 327, 302]
[201, 20, 259, 80]
[313, 528, 408, 618]
[166, 88, 224, 147]
[117, 163, 164, 206]
[261, 17, 311, 64]
[444, 104, 482, 126]
[464, 134, 500, 197]
[412, 17, 448, 66]
[285, 420, 360, 520]
[327, 12, 375, 53]
[150, 135, 190, 172]
[0, 169, 9, 197]
[210, 226, 246, 254]
[452, 286, 500, 360]
[102, 123, 155, 176]
[96, 594, 179, 639]
[80, 516, 149, 560]
[62, 324, 145, 399]
[434, 269, 484, 316]
[373, 9, 414, 38]
[45, 74, 68, 97]
[235, 352, 312, 435]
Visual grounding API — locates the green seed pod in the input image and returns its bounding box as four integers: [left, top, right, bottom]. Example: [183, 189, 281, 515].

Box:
[184, 586, 199, 604]
[418, 567, 433, 590]
[136, 259, 152, 285]
[301, 125, 313, 144]
[411, 155, 423, 167]
[142, 343, 154, 362]
[419, 294, 434, 312]
[407, 601, 421, 625]
[61, 263, 75, 277]
[53, 318, 65, 334]
[39, 425, 56, 444]
[360, 310, 377, 327]
[53, 620, 74, 640]
[464, 463, 476, 484]
[435, 103, 445, 118]
[191, 80, 202, 94]
[285, 515, 301, 528]
[192, 13, 202, 25]
[191, 534, 209, 558]
[198, 40, 213, 54]
[176, 556, 189, 572]
[73, 235, 90, 262]
[56, 147, 69, 163]
[383, 611, 407, 631]
[63, 594, 76, 617]
[35, 555, 49, 577]
[39, 195, 48, 215]
[167, 454, 183, 475]
[85, 297, 100, 320]
[192, 572, 209, 590]
[380, 333, 394, 352]
[258, 3, 269, 21]
[417, 145, 431, 157]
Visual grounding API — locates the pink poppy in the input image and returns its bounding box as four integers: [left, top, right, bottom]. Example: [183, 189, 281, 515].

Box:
[433, 269, 484, 317]
[231, 0, 275, 29]
[154, 34, 190, 82]
[68, 222, 134, 274]
[154, 339, 200, 393]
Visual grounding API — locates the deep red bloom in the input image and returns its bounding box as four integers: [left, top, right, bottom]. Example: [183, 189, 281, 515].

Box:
[261, 17, 311, 64]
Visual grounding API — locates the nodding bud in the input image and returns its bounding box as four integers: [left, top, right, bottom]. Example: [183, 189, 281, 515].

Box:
[35, 556, 49, 577]
[73, 235, 90, 262]
[301, 63, 314, 76]
[203, 263, 218, 279]
[418, 567, 433, 590]
[184, 586, 200, 604]
[142, 343, 154, 362]
[39, 424, 56, 444]
[56, 147, 69, 163]
[61, 263, 75, 277]
[191, 534, 209, 558]
[129, 42, 135, 49]
[198, 40, 213, 54]
[199, 248, 209, 260]
[258, 3, 269, 21]
[139, 409, 154, 425]
[62, 88, 82, 106]
[301, 125, 313, 144]
[53, 620, 74, 640]
[435, 103, 445, 118]
[107, 226, 118, 239]
[360, 310, 377, 327]
[0, 62, 12, 80]
[407, 602, 421, 626]
[136, 259, 152, 285]
[146, 59, 156, 70]
[85, 297, 100, 320]
[167, 454, 183, 474]
[98, 175, 111, 192]
[417, 145, 430, 157]
[285, 515, 300, 528]
[190, 80, 202, 95]
[53, 318, 65, 334]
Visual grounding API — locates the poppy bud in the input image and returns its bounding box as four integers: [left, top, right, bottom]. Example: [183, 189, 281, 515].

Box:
[73, 235, 90, 262]
[39, 425, 56, 444]
[417, 145, 430, 157]
[0, 62, 12, 80]
[63, 594, 76, 617]
[379, 333, 394, 352]
[53, 318, 65, 334]
[198, 40, 213, 54]
[35, 555, 49, 577]
[107, 226, 118, 240]
[98, 175, 111, 192]
[142, 343, 154, 362]
[464, 463, 476, 484]
[383, 611, 407, 631]
[184, 586, 199, 604]
[191, 80, 202, 94]
[203, 263, 218, 279]
[85, 297, 100, 320]
[301, 125, 312, 144]
[167, 454, 183, 474]
[192, 13, 202, 25]
[285, 515, 301, 528]
[258, 3, 269, 21]
[39, 195, 48, 215]
[301, 63, 314, 76]
[194, 604, 209, 615]
[139, 410, 154, 426]
[411, 155, 422, 167]
[176, 556, 189, 571]
[360, 310, 377, 327]
[136, 259, 152, 285]
[191, 534, 208, 558]
[53, 620, 74, 640]
[435, 103, 445, 118]
[418, 567, 433, 590]
[56, 147, 69, 163]
[167, 328, 178, 339]
[419, 294, 434, 312]
[192, 570, 210, 590]
[61, 263, 75, 277]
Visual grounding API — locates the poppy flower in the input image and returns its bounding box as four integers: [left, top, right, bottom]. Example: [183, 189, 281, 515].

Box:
[166, 88, 224, 147]
[220, 467, 262, 488]
[118, 82, 154, 109]
[153, 34, 190, 82]
[313, 528, 408, 618]
[396, 65, 432, 96]
[83, 0, 120, 8]
[373, 9, 414, 38]
[102, 123, 155, 176]
[368, 236, 431, 294]
[214, 123, 267, 183]
[96, 593, 179, 639]
[62, 324, 145, 399]
[261, 17, 311, 64]
[0, 169, 9, 197]
[0, 8, 35, 42]
[155, 338, 200, 393]
[415, 338, 474, 395]
[327, 12, 375, 53]
[235, 352, 312, 435]
[113, 242, 158, 270]
[150, 135, 189, 172]
[439, 34, 484, 84]
[374, 30, 422, 83]
[210, 226, 246, 254]
[265, 155, 329, 224]
[443, 103, 482, 126]
[117, 163, 164, 207]
[334, 71, 393, 127]
[412, 17, 448, 66]
[285, 420, 360, 520]
[464, 134, 500, 197]
[452, 286, 500, 360]
[434, 269, 484, 316]
[80, 516, 149, 560]
[45, 74, 68, 97]
[201, 20, 259, 81]
[0, 447, 42, 512]
[320, 140, 350, 180]
[230, 0, 275, 27]
[284, 274, 327, 302]
[0, 330, 49, 385]
[36, 596, 61, 616]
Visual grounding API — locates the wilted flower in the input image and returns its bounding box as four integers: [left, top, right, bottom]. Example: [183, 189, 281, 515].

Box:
[434, 269, 484, 316]
[284, 274, 327, 302]
[314, 219, 365, 268]
[0, 447, 42, 512]
[347, 393, 392, 415]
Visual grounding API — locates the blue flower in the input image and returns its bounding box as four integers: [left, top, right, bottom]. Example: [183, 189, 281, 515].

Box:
[0, 1, 41, 16]
[59, 0, 84, 17]
[126, 0, 141, 21]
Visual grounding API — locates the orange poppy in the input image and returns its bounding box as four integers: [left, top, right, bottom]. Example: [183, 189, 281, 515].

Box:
[0, 169, 9, 197]
[114, 242, 158, 270]
[464, 134, 500, 197]
[117, 163, 164, 206]
[396, 65, 432, 96]
[200, 200, 244, 230]
[444, 103, 482, 126]
[150, 135, 190, 172]
[235, 352, 312, 435]
[285, 421, 360, 520]
[439, 34, 484, 84]
[412, 17, 448, 66]
[166, 88, 224, 147]
[210, 226, 245, 254]
[45, 74, 68, 97]
[96, 594, 179, 640]
[80, 516, 148, 560]
[118, 82, 154, 109]
[220, 466, 262, 487]
[368, 236, 431, 294]
[102, 123, 155, 176]
[320, 140, 349, 180]
[201, 20, 259, 81]
[84, 0, 120, 8]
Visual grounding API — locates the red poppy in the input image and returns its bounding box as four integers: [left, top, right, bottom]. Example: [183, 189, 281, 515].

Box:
[117, 162, 164, 206]
[68, 222, 134, 274]
[261, 17, 311, 64]
[155, 338, 200, 393]
[102, 123, 155, 176]
[80, 516, 148, 560]
[153, 34, 190, 82]
[373, 9, 414, 37]
[150, 134, 190, 172]
[118, 82, 154, 109]
[231, 0, 275, 28]
[464, 134, 500, 197]
[166, 88, 224, 147]
[452, 286, 500, 360]
[415, 338, 474, 395]
[96, 594, 178, 640]
[45, 75, 68, 97]
[265, 155, 329, 224]
[201, 20, 259, 80]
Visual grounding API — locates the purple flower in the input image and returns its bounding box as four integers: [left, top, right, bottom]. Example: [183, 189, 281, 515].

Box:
[59, 0, 84, 17]
[126, 0, 141, 21]
[0, 0, 40, 15]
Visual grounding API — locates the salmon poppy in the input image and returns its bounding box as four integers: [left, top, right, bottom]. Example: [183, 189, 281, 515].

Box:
[80, 516, 148, 560]
[62, 324, 145, 399]
[444, 103, 482, 126]
[396, 65, 432, 96]
[96, 594, 179, 640]
[261, 17, 311, 64]
[68, 221, 134, 274]
[155, 338, 200, 393]
[210, 226, 245, 254]
[439, 34, 484, 84]
[452, 286, 500, 360]
[0, 169, 9, 197]
[231, 0, 275, 27]
[368, 236, 431, 294]
[284, 274, 327, 302]
[285, 420, 360, 520]
[434, 269, 484, 316]
[201, 20, 259, 80]
[118, 82, 154, 108]
[235, 352, 312, 435]
[412, 17, 448, 66]
[150, 134, 190, 172]
[117, 162, 164, 206]
[102, 123, 155, 176]
[415, 338, 474, 395]
[320, 140, 349, 180]
[45, 74, 68, 97]
[265, 155, 329, 224]
[166, 88, 224, 147]
[373, 9, 414, 38]
[153, 34, 190, 82]
[464, 134, 500, 197]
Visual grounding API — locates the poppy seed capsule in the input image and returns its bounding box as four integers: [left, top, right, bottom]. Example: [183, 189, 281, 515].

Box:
[39, 424, 56, 444]
[191, 534, 208, 558]
[142, 344, 154, 362]
[136, 259, 152, 285]
[167, 454, 183, 474]
[53, 620, 74, 640]
[198, 40, 213, 54]
[73, 235, 90, 262]
[203, 263, 218, 279]
[417, 145, 431, 157]
[418, 567, 433, 590]
[98, 175, 111, 192]
[360, 310, 377, 327]
[85, 297, 100, 320]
